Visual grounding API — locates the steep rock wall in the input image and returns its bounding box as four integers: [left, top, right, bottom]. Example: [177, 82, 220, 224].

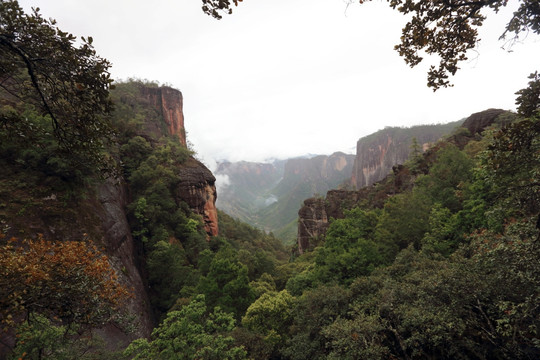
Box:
[297, 185, 387, 255]
[351, 122, 462, 189]
[94, 179, 154, 342]
[140, 86, 187, 146]
[137, 85, 218, 237]
[298, 118, 495, 253]
[297, 111, 513, 253]
[297, 197, 328, 254]
[0, 83, 218, 356]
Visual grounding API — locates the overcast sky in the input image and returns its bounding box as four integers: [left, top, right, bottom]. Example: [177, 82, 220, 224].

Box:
[18, 0, 540, 167]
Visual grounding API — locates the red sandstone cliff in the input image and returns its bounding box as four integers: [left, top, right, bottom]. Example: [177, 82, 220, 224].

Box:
[140, 86, 187, 146]
[138, 85, 218, 237]
[0, 83, 220, 356]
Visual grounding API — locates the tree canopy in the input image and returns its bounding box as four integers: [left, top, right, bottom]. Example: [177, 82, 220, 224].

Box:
[0, 235, 131, 331]
[0, 0, 114, 169]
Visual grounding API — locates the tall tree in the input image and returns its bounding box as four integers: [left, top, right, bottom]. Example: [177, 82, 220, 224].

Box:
[0, 0, 114, 169]
[0, 235, 131, 332]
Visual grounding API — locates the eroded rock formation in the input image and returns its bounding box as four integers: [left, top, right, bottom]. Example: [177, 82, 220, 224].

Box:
[461, 108, 507, 135]
[175, 158, 219, 237]
[297, 197, 328, 254]
[94, 179, 154, 342]
[0, 177, 155, 352]
[139, 85, 219, 237]
[0, 84, 219, 356]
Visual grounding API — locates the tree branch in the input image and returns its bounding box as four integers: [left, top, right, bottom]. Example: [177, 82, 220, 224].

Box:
[0, 35, 60, 131]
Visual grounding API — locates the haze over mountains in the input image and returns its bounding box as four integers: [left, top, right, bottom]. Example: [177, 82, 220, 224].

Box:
[216, 120, 464, 242]
[216, 152, 355, 241]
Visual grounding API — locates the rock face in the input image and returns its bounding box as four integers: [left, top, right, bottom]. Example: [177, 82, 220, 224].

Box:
[297, 197, 328, 253]
[0, 84, 219, 356]
[94, 179, 154, 343]
[140, 86, 187, 146]
[297, 187, 381, 254]
[461, 108, 508, 135]
[137, 85, 219, 237]
[175, 158, 219, 237]
[350, 122, 462, 189]
[0, 177, 155, 351]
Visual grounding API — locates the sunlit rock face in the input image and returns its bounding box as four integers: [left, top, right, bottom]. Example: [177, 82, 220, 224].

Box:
[140, 85, 187, 146]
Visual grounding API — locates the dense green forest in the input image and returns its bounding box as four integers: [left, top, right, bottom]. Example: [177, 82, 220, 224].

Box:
[1, 0, 539, 359]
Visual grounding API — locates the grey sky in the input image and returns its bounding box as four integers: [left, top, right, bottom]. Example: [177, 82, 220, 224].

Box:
[18, 0, 540, 167]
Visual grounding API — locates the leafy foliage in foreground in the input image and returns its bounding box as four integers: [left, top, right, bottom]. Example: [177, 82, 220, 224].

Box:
[0, 234, 131, 359]
[125, 295, 247, 360]
[0, 235, 130, 330]
[0, 0, 114, 172]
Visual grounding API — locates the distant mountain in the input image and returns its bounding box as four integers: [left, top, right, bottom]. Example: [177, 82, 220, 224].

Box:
[351, 121, 464, 189]
[217, 121, 465, 243]
[215, 160, 286, 221]
[216, 152, 355, 242]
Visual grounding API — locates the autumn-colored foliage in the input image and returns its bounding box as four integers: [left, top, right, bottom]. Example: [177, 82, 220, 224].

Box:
[0, 234, 131, 331]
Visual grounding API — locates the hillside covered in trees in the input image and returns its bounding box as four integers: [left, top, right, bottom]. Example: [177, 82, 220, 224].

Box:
[1, 0, 539, 359]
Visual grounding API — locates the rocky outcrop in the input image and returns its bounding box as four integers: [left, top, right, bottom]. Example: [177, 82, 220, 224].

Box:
[350, 122, 462, 189]
[297, 110, 517, 253]
[297, 186, 373, 253]
[176, 158, 219, 237]
[297, 186, 386, 254]
[0, 83, 218, 357]
[297, 197, 328, 253]
[136, 85, 218, 237]
[461, 108, 509, 135]
[140, 86, 187, 146]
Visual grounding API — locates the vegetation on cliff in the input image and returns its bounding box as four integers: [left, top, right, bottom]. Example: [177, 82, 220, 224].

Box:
[272, 113, 540, 359]
[1, 1, 539, 359]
